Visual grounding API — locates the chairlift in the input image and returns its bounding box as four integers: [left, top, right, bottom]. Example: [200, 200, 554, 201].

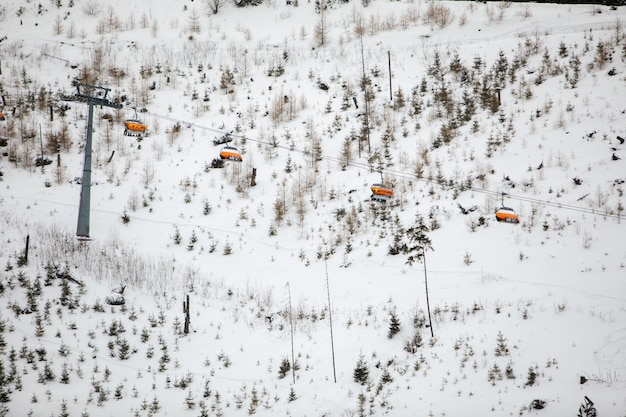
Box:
[495, 207, 519, 223]
[495, 193, 519, 223]
[35, 124, 51, 167]
[123, 108, 147, 137]
[219, 146, 243, 161]
[370, 183, 393, 198]
[0, 93, 6, 120]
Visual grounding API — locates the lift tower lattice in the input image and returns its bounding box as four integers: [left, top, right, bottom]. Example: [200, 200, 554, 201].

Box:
[68, 82, 122, 239]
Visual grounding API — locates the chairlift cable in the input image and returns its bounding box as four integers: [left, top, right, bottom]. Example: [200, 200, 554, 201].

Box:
[136, 108, 624, 222]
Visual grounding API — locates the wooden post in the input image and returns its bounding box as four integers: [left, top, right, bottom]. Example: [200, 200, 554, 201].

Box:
[57, 154, 62, 184]
[50, 105, 54, 121]
[250, 167, 257, 187]
[388, 50, 392, 101]
[287, 283, 296, 384]
[24, 234, 29, 264]
[423, 252, 434, 338]
[183, 294, 190, 334]
[324, 256, 337, 383]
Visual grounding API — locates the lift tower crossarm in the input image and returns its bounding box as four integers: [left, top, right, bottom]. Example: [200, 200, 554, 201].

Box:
[67, 81, 122, 240]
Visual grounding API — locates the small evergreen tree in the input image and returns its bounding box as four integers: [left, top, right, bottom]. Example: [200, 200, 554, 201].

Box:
[222, 241, 233, 255]
[202, 378, 212, 398]
[202, 200, 212, 215]
[353, 355, 369, 385]
[0, 359, 10, 403]
[198, 400, 209, 417]
[59, 400, 69, 417]
[184, 390, 195, 409]
[287, 387, 297, 402]
[284, 155, 293, 173]
[117, 338, 131, 360]
[59, 278, 72, 307]
[505, 360, 515, 379]
[219, 67, 235, 93]
[357, 392, 367, 417]
[114, 383, 124, 400]
[149, 395, 161, 413]
[487, 363, 502, 385]
[525, 365, 538, 386]
[34, 313, 45, 337]
[172, 225, 182, 244]
[187, 230, 198, 251]
[392, 87, 405, 110]
[494, 331, 509, 356]
[247, 386, 258, 414]
[387, 310, 401, 339]
[213, 391, 223, 417]
[60, 362, 70, 384]
[278, 358, 291, 379]
[379, 369, 393, 385]
[403, 330, 423, 354]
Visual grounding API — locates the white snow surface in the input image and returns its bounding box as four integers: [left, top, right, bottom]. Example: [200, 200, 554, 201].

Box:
[0, 0, 626, 416]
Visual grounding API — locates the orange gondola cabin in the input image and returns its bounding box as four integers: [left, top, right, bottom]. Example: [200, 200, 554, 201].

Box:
[495, 207, 520, 223]
[370, 183, 394, 198]
[219, 146, 243, 161]
[124, 118, 147, 136]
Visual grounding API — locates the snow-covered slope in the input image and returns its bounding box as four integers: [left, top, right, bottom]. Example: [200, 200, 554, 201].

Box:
[0, 1, 625, 416]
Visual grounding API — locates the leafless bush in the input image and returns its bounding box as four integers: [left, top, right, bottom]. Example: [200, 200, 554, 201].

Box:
[140, 13, 150, 29]
[485, 4, 496, 23]
[270, 92, 286, 125]
[105, 6, 121, 33]
[127, 188, 140, 211]
[353, 15, 365, 37]
[382, 12, 397, 31]
[399, 6, 419, 29]
[516, 4, 533, 19]
[613, 17, 623, 45]
[82, 0, 102, 17]
[424, 1, 453, 29]
[187, 8, 201, 34]
[204, 0, 227, 15]
[66, 20, 76, 38]
[367, 14, 380, 36]
[53, 14, 64, 35]
[458, 12, 467, 27]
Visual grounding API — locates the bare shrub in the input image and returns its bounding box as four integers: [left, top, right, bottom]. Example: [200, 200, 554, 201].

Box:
[66, 20, 76, 38]
[613, 17, 623, 45]
[127, 188, 140, 212]
[485, 4, 496, 22]
[204, 0, 227, 15]
[458, 12, 467, 27]
[82, 0, 102, 17]
[497, 1, 511, 21]
[353, 16, 365, 37]
[516, 4, 533, 19]
[367, 14, 380, 36]
[382, 12, 397, 31]
[425, 1, 453, 29]
[53, 14, 64, 35]
[399, 7, 419, 29]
